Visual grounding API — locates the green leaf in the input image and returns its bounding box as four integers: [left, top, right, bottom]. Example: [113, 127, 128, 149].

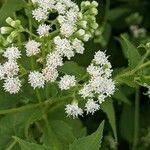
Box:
[120, 34, 141, 69]
[13, 136, 47, 150]
[0, 0, 25, 25]
[120, 104, 134, 143]
[0, 109, 43, 149]
[101, 99, 117, 141]
[42, 118, 77, 150]
[58, 61, 86, 79]
[42, 118, 62, 150]
[113, 90, 131, 105]
[69, 121, 105, 150]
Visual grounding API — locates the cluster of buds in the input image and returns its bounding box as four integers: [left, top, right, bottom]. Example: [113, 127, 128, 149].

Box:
[0, 17, 23, 43]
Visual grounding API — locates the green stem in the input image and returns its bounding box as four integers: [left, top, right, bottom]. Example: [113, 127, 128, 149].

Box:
[6, 140, 17, 150]
[0, 102, 46, 115]
[115, 61, 150, 81]
[132, 87, 140, 150]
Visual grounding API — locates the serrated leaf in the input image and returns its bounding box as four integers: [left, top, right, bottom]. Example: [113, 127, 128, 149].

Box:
[69, 121, 105, 150]
[58, 61, 86, 79]
[0, 0, 25, 25]
[13, 136, 47, 150]
[120, 34, 141, 69]
[101, 99, 117, 141]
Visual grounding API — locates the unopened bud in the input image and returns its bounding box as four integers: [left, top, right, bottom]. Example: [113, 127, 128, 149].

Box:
[6, 17, 14, 25]
[76, 29, 85, 36]
[91, 1, 98, 7]
[0, 27, 13, 34]
[6, 31, 18, 43]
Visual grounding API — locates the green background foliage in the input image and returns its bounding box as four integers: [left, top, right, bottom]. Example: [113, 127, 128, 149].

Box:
[1, 0, 150, 150]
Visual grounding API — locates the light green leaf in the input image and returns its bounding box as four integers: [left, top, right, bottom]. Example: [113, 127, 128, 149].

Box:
[120, 34, 141, 69]
[13, 136, 47, 150]
[101, 99, 117, 141]
[69, 121, 105, 150]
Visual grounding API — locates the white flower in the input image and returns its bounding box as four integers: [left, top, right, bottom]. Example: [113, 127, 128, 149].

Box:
[57, 15, 66, 24]
[0, 64, 4, 80]
[55, 2, 66, 14]
[60, 22, 75, 37]
[42, 67, 58, 82]
[59, 75, 76, 90]
[3, 77, 21, 94]
[79, 84, 94, 98]
[85, 99, 100, 114]
[72, 38, 84, 54]
[54, 36, 74, 59]
[3, 46, 21, 60]
[28, 71, 45, 89]
[102, 78, 115, 96]
[37, 24, 50, 37]
[87, 64, 103, 77]
[66, 8, 78, 23]
[25, 40, 41, 57]
[94, 51, 109, 65]
[32, 8, 48, 22]
[38, 0, 55, 10]
[98, 94, 106, 104]
[3, 60, 19, 77]
[65, 102, 83, 118]
[46, 51, 63, 69]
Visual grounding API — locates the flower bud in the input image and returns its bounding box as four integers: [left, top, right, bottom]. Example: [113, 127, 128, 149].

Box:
[76, 29, 85, 36]
[83, 34, 92, 41]
[91, 23, 99, 29]
[0, 27, 13, 34]
[81, 1, 91, 9]
[11, 20, 22, 28]
[6, 31, 18, 43]
[77, 12, 83, 19]
[6, 17, 14, 25]
[91, 1, 98, 7]
[90, 8, 98, 15]
[78, 21, 87, 29]
[146, 42, 150, 49]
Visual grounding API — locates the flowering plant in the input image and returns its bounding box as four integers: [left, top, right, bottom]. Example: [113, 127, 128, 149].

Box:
[0, 0, 150, 149]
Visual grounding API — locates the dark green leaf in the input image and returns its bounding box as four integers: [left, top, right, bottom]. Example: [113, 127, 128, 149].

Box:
[69, 121, 105, 150]
[101, 99, 117, 141]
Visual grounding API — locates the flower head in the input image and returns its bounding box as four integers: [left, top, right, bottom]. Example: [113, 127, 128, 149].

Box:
[85, 99, 100, 114]
[3, 77, 21, 94]
[25, 40, 41, 57]
[59, 75, 76, 90]
[28, 71, 45, 89]
[37, 24, 50, 37]
[3, 46, 21, 60]
[65, 102, 83, 118]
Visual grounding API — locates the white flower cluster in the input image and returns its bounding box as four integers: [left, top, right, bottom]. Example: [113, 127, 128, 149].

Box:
[65, 50, 115, 118]
[0, 46, 21, 94]
[32, 0, 98, 39]
[54, 36, 85, 60]
[59, 75, 76, 90]
[65, 102, 83, 119]
[25, 40, 41, 57]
